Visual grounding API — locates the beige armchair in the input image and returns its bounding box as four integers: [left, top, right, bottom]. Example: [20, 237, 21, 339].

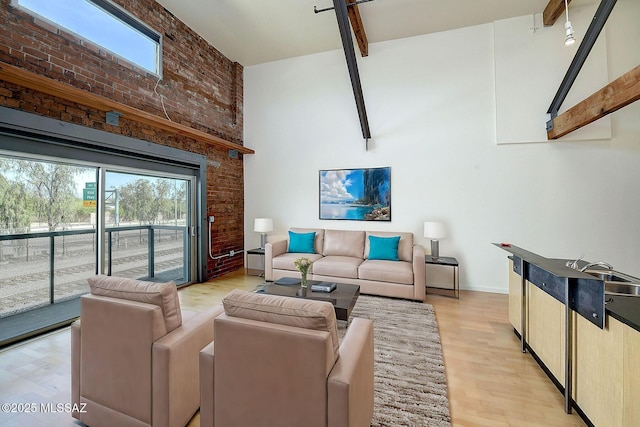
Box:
[199, 289, 374, 427]
[71, 275, 224, 427]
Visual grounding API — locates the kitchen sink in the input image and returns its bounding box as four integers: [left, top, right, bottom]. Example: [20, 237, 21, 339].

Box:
[583, 269, 633, 283]
[605, 282, 640, 297]
[582, 268, 640, 297]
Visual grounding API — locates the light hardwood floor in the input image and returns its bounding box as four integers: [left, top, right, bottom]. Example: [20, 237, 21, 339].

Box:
[0, 270, 586, 426]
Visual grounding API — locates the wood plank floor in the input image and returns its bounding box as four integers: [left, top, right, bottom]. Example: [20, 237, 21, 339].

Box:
[0, 270, 586, 426]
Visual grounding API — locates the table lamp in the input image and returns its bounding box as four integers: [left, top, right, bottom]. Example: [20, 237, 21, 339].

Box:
[424, 221, 446, 259]
[254, 218, 273, 249]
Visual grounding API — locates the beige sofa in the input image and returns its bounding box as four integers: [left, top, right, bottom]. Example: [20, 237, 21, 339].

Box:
[71, 275, 224, 427]
[200, 289, 374, 427]
[265, 228, 426, 301]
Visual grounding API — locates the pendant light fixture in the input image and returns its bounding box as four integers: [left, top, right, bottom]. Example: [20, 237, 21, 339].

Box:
[564, 0, 576, 46]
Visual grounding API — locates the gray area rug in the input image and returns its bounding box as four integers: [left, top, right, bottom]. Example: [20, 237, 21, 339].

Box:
[338, 295, 451, 427]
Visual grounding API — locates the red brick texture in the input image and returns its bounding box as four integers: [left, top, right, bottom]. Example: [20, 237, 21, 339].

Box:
[0, 0, 246, 279]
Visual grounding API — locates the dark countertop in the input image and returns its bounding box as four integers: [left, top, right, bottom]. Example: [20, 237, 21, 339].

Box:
[495, 243, 640, 334]
[605, 295, 640, 332]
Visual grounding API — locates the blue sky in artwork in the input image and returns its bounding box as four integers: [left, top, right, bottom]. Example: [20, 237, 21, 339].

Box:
[345, 170, 363, 199]
[19, 0, 157, 73]
[320, 169, 363, 203]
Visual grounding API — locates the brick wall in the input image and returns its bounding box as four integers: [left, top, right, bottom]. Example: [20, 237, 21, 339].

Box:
[0, 0, 246, 279]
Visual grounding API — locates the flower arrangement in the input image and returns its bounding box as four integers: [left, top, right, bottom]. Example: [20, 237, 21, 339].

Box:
[294, 257, 312, 288]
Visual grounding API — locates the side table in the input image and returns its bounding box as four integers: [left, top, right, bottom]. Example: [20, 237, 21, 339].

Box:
[425, 256, 459, 298]
[246, 248, 265, 276]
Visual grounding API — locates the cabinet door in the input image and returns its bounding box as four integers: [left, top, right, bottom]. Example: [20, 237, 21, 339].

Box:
[574, 315, 624, 427]
[527, 283, 565, 382]
[508, 259, 522, 333]
[624, 324, 640, 426]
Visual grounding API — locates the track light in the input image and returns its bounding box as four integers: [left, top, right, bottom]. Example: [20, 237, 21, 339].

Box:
[565, 21, 576, 45]
[564, 0, 576, 46]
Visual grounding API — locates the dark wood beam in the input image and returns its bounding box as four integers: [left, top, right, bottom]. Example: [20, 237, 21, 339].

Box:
[543, 0, 573, 27]
[547, 65, 640, 139]
[346, 1, 368, 57]
[0, 62, 254, 154]
[546, 0, 617, 131]
[332, 0, 371, 140]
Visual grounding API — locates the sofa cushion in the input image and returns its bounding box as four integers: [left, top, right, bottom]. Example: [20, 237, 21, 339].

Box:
[365, 231, 414, 262]
[368, 235, 400, 261]
[323, 229, 365, 258]
[312, 256, 363, 279]
[87, 275, 182, 333]
[290, 228, 325, 255]
[273, 252, 324, 272]
[358, 259, 414, 285]
[288, 231, 316, 254]
[222, 289, 339, 361]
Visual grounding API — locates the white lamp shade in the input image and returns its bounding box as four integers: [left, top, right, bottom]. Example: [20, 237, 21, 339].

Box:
[424, 221, 446, 239]
[254, 218, 273, 233]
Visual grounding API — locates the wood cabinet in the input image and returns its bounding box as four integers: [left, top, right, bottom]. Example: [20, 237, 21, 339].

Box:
[507, 259, 522, 333]
[527, 283, 565, 382]
[507, 258, 640, 426]
[508, 259, 565, 381]
[574, 314, 624, 427]
[623, 324, 640, 426]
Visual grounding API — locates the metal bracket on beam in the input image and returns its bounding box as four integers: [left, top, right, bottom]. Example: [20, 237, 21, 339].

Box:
[545, 0, 617, 130]
[105, 110, 121, 126]
[546, 113, 556, 131]
[314, 0, 374, 14]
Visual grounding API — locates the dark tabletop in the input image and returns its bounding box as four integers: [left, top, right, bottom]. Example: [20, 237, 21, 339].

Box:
[256, 280, 360, 321]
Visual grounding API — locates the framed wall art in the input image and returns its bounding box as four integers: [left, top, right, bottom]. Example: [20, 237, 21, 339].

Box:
[319, 167, 391, 221]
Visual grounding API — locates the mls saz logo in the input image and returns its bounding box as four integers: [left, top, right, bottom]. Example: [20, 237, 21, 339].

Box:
[40, 402, 88, 413]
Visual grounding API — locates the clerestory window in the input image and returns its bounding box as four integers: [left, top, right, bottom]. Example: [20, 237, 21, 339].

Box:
[14, 0, 162, 76]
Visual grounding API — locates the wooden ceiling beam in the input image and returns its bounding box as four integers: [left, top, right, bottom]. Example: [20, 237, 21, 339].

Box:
[547, 65, 640, 139]
[346, 1, 368, 57]
[0, 62, 254, 154]
[333, 0, 371, 140]
[543, 0, 572, 26]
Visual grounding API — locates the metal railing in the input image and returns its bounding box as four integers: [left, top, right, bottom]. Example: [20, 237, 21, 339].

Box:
[0, 229, 97, 305]
[105, 225, 188, 280]
[0, 225, 188, 312]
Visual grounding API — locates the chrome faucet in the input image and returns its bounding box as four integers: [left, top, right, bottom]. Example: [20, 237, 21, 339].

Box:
[579, 261, 613, 272]
[565, 255, 584, 270]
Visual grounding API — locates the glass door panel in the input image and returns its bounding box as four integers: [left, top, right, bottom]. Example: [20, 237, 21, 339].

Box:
[104, 171, 190, 284]
[0, 155, 97, 316]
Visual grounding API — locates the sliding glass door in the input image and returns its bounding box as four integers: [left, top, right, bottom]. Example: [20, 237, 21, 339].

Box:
[0, 158, 195, 322]
[103, 170, 193, 284]
[0, 110, 207, 344]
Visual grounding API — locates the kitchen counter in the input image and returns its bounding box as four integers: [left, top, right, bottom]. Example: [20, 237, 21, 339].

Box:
[497, 244, 640, 426]
[494, 244, 605, 328]
[606, 294, 640, 332]
[494, 243, 640, 333]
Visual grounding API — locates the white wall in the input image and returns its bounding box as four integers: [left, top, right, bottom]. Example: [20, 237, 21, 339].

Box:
[243, 1, 640, 293]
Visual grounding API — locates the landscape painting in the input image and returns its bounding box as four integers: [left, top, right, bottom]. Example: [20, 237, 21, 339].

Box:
[319, 167, 391, 221]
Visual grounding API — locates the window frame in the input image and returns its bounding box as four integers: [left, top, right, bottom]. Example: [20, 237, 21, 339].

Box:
[13, 0, 163, 77]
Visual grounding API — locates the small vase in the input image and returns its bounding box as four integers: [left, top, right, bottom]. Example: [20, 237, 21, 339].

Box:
[300, 272, 308, 288]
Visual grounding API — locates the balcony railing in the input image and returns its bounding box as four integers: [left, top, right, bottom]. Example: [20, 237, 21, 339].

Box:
[0, 225, 187, 319]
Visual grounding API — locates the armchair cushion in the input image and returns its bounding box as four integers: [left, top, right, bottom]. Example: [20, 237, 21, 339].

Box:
[222, 289, 340, 361]
[88, 275, 182, 333]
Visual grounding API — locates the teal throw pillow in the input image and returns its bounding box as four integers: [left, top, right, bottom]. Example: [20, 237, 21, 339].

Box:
[288, 231, 316, 254]
[368, 235, 400, 261]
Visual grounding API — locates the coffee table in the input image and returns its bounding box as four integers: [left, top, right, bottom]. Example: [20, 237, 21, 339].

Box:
[255, 279, 360, 321]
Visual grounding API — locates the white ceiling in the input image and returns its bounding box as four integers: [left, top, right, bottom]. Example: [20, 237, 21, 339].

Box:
[154, 0, 596, 66]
